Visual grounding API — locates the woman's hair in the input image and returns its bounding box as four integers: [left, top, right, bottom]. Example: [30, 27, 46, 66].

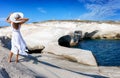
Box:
[14, 14, 21, 19]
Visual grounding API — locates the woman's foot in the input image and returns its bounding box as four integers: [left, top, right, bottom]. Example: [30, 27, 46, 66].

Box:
[8, 59, 11, 63]
[15, 60, 19, 63]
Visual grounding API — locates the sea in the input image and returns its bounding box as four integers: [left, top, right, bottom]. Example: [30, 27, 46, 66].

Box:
[75, 39, 120, 66]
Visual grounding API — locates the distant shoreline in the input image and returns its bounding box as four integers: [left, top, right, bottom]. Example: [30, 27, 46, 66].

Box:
[33, 20, 120, 24]
[1, 19, 120, 27]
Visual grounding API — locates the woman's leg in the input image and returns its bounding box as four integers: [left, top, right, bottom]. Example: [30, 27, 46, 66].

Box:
[16, 50, 19, 63]
[8, 52, 13, 63]
[16, 54, 19, 63]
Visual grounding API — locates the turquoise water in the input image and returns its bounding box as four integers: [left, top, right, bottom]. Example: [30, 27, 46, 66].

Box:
[75, 40, 120, 66]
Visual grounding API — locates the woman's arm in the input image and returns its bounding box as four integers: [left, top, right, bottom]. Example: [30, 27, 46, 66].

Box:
[6, 14, 11, 23]
[17, 18, 29, 24]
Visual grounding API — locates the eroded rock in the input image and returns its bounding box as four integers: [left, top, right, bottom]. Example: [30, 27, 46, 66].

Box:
[43, 43, 97, 66]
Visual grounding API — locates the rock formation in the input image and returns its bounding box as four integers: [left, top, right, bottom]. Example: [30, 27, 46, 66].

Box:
[43, 43, 97, 66]
[0, 20, 120, 78]
[58, 30, 82, 47]
[1, 20, 120, 66]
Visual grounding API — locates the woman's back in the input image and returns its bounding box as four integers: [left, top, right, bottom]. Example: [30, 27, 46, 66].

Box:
[11, 22, 21, 32]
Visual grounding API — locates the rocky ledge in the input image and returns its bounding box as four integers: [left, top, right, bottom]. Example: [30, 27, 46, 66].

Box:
[0, 20, 120, 66]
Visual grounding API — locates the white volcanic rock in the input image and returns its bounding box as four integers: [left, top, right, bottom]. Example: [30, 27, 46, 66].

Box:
[1, 20, 120, 66]
[43, 43, 97, 66]
[0, 27, 12, 38]
[37, 21, 120, 39]
[21, 26, 70, 47]
[0, 46, 46, 78]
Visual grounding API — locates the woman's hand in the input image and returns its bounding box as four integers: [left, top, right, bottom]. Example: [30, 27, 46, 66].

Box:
[6, 13, 13, 23]
[17, 18, 29, 24]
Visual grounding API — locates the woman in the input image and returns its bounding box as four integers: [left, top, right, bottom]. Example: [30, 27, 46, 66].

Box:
[6, 12, 29, 63]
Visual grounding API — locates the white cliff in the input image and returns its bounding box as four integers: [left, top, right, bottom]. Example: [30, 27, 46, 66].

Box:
[0, 20, 120, 66]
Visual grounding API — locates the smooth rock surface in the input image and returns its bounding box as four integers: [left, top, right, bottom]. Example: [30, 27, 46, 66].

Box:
[43, 43, 97, 66]
[0, 21, 100, 66]
[0, 46, 120, 78]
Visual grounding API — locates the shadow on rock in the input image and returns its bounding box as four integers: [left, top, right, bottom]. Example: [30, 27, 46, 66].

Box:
[0, 36, 11, 49]
[20, 55, 108, 78]
[20, 55, 42, 64]
[58, 35, 72, 47]
[0, 67, 10, 78]
[28, 47, 45, 54]
[67, 69, 109, 78]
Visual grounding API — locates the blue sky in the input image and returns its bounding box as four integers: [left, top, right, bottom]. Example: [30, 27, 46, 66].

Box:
[0, 0, 120, 26]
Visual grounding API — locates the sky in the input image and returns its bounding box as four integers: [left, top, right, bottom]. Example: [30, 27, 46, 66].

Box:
[0, 0, 120, 26]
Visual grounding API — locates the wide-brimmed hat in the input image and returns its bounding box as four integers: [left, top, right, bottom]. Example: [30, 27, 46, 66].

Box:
[9, 12, 24, 23]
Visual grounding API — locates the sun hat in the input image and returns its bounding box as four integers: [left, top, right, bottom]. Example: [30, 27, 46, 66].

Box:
[9, 12, 24, 23]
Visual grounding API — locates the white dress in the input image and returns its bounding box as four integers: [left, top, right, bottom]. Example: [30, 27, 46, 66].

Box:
[11, 23, 28, 55]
